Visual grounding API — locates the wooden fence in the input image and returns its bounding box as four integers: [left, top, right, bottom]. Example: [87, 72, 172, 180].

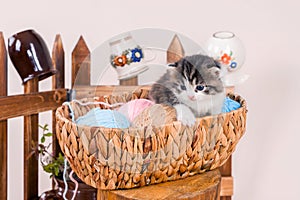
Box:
[0, 32, 67, 200]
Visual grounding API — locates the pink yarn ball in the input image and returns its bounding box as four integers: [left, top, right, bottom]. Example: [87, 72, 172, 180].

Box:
[117, 99, 154, 122]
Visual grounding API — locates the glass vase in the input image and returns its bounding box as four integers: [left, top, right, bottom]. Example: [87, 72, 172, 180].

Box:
[204, 31, 245, 72]
[204, 31, 248, 86]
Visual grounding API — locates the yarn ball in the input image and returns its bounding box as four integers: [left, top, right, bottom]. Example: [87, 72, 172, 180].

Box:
[222, 97, 241, 113]
[75, 108, 130, 128]
[132, 104, 177, 128]
[117, 99, 154, 122]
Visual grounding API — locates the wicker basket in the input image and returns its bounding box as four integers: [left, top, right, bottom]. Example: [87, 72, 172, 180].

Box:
[55, 89, 247, 189]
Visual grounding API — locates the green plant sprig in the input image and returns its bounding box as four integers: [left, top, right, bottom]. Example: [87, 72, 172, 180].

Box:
[36, 124, 66, 177]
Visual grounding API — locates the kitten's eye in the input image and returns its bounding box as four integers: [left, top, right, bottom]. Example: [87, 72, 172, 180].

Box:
[196, 85, 205, 91]
[181, 85, 187, 90]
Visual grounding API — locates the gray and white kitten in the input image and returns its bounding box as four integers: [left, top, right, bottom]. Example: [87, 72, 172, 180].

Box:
[149, 54, 225, 126]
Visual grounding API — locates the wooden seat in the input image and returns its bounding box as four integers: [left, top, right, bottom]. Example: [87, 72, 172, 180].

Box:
[98, 169, 221, 200]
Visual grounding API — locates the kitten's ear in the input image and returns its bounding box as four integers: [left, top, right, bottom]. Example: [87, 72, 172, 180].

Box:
[214, 60, 222, 69]
[208, 66, 221, 78]
[213, 60, 227, 77]
[169, 58, 187, 69]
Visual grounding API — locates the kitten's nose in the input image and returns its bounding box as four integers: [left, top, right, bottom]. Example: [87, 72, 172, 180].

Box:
[188, 95, 196, 101]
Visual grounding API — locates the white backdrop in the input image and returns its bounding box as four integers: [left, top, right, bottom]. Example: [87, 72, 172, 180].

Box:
[1, 0, 300, 199]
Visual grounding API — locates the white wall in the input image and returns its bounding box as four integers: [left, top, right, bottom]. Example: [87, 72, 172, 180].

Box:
[1, 0, 300, 199]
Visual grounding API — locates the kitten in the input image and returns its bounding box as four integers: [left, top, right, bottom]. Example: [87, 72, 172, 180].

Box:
[149, 54, 225, 126]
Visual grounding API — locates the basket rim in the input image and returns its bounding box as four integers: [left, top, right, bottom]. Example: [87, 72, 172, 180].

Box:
[56, 92, 247, 132]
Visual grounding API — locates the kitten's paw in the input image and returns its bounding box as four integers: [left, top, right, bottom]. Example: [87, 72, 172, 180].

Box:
[174, 104, 196, 126]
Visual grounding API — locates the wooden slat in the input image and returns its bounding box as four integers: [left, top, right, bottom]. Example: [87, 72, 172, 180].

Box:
[220, 176, 233, 197]
[220, 156, 232, 177]
[0, 32, 7, 94]
[52, 34, 65, 90]
[52, 34, 65, 169]
[73, 85, 150, 99]
[98, 169, 221, 200]
[72, 36, 90, 86]
[221, 196, 231, 200]
[0, 31, 8, 200]
[119, 76, 138, 86]
[167, 34, 185, 63]
[24, 78, 39, 200]
[0, 89, 67, 121]
[219, 136, 233, 199]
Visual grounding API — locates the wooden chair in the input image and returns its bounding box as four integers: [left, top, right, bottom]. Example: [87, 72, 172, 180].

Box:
[0, 32, 233, 200]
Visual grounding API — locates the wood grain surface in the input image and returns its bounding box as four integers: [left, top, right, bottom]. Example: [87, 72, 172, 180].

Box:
[0, 31, 8, 200]
[98, 169, 221, 200]
[0, 88, 67, 121]
[73, 85, 150, 99]
[167, 34, 185, 63]
[119, 76, 138, 86]
[24, 78, 39, 200]
[52, 34, 65, 169]
[72, 36, 90, 86]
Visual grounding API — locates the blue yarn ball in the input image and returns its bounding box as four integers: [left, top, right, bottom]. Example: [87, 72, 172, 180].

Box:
[222, 97, 241, 113]
[75, 108, 130, 128]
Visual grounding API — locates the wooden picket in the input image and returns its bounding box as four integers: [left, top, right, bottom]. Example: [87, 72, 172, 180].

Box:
[0, 31, 8, 200]
[72, 36, 90, 87]
[51, 34, 65, 165]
